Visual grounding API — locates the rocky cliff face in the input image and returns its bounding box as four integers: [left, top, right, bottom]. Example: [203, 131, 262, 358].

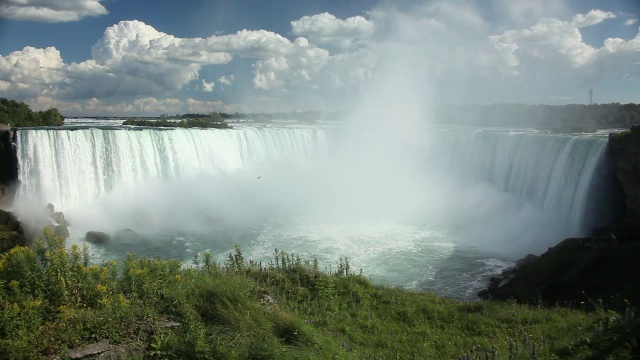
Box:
[609, 125, 640, 234]
[0, 209, 26, 253]
[0, 126, 18, 206]
[478, 237, 640, 305]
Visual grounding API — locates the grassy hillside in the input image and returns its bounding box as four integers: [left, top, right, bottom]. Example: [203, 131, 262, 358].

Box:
[0, 229, 637, 359]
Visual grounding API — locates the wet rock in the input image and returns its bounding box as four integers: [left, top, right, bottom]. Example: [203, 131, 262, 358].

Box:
[609, 126, 640, 238]
[0, 209, 26, 253]
[515, 254, 539, 269]
[479, 237, 640, 306]
[96, 343, 143, 359]
[69, 340, 112, 359]
[52, 211, 69, 226]
[53, 225, 70, 238]
[0, 127, 18, 206]
[157, 319, 182, 328]
[85, 231, 111, 245]
[29, 203, 70, 240]
[113, 228, 139, 243]
[44, 203, 55, 217]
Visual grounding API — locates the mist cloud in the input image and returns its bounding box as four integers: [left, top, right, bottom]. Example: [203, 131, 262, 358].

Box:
[199, 80, 215, 93]
[291, 12, 374, 50]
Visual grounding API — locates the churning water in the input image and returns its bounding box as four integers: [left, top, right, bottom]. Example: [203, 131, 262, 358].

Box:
[13, 121, 615, 298]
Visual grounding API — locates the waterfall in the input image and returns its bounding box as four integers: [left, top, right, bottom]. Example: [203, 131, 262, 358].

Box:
[433, 128, 614, 235]
[14, 125, 615, 250]
[16, 127, 328, 209]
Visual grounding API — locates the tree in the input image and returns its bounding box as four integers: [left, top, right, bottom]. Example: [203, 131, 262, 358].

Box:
[208, 111, 225, 122]
[0, 98, 64, 127]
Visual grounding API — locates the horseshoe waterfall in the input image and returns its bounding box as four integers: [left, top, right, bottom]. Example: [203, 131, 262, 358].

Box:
[12, 126, 617, 298]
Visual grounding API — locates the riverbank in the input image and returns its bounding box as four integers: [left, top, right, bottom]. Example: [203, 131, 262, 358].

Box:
[0, 230, 637, 359]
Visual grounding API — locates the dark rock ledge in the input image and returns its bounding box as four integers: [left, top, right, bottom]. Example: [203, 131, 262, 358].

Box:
[478, 236, 640, 306]
[0, 209, 26, 253]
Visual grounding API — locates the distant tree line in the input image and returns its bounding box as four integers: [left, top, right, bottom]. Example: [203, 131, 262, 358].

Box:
[0, 98, 64, 127]
[219, 110, 342, 122]
[180, 113, 209, 119]
[143, 110, 342, 123]
[123, 112, 230, 128]
[3, 96, 638, 132]
[436, 103, 640, 132]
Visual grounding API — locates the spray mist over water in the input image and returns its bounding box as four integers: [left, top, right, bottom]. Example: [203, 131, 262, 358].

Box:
[307, 44, 434, 224]
[14, 94, 612, 296]
[12, 36, 468, 291]
[11, 2, 616, 296]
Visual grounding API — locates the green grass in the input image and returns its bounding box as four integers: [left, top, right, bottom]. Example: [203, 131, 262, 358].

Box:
[0, 228, 638, 359]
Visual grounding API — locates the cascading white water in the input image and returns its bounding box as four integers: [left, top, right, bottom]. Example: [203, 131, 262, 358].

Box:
[432, 128, 613, 235]
[16, 127, 328, 209]
[11, 124, 616, 297]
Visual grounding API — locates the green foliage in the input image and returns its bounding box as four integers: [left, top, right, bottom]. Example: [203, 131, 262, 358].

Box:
[0, 98, 64, 127]
[123, 112, 230, 129]
[0, 232, 638, 358]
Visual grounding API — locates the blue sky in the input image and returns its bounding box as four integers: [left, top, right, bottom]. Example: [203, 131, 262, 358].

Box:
[0, 0, 639, 116]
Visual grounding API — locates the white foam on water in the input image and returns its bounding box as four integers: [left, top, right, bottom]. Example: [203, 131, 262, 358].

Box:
[13, 124, 615, 298]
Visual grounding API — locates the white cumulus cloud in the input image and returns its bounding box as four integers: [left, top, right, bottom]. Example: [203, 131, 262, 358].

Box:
[490, 18, 596, 73]
[489, 8, 640, 82]
[91, 20, 232, 65]
[200, 79, 215, 92]
[205, 29, 295, 58]
[3, 4, 640, 113]
[593, 31, 640, 71]
[291, 12, 374, 49]
[0, 46, 64, 98]
[625, 18, 638, 26]
[56, 20, 235, 99]
[0, 0, 108, 22]
[0, 20, 326, 102]
[252, 37, 329, 90]
[218, 75, 235, 85]
[571, 9, 615, 28]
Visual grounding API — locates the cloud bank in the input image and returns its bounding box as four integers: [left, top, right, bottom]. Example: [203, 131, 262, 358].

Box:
[1, 1, 639, 115]
[0, 0, 108, 22]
